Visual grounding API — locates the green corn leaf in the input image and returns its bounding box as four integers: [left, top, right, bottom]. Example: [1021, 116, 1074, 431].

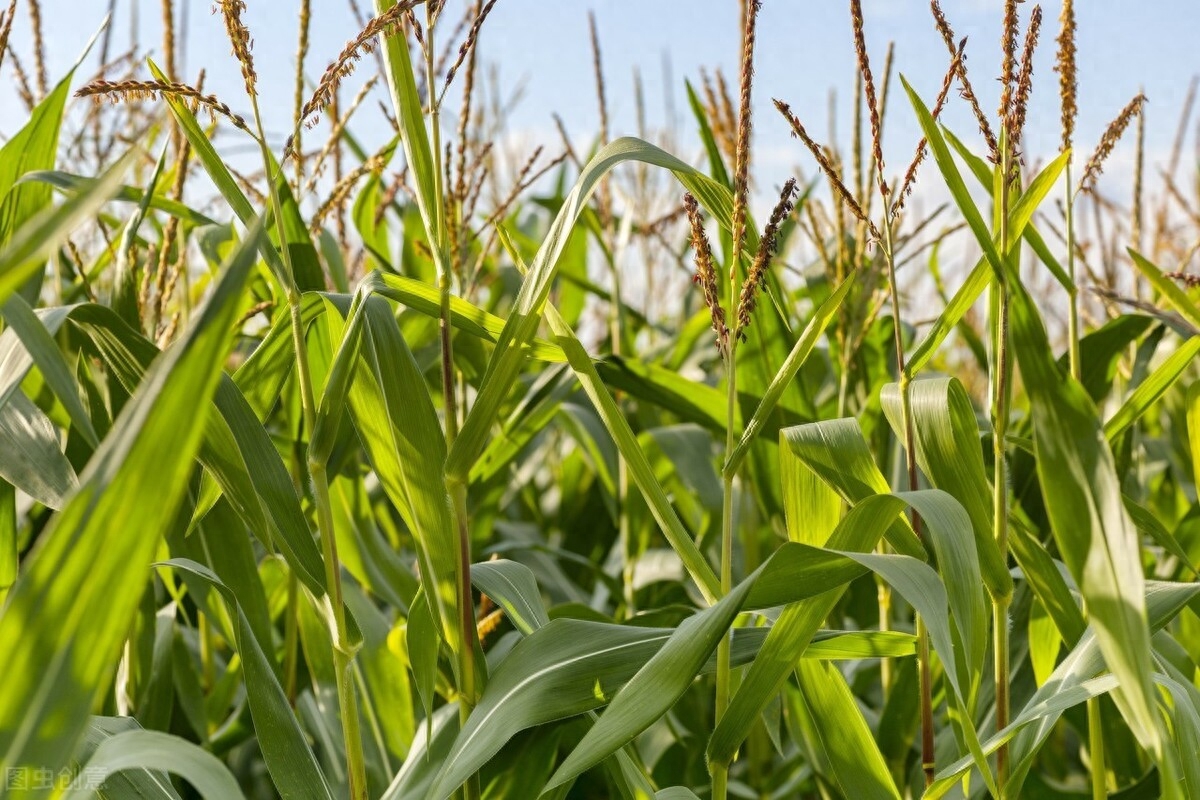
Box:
[0, 152, 132, 305]
[60, 301, 328, 597]
[111, 142, 168, 326]
[329, 293, 463, 658]
[232, 295, 325, 419]
[1103, 335, 1200, 441]
[0, 60, 84, 304]
[779, 435, 841, 546]
[793, 659, 901, 800]
[881, 378, 1012, 600]
[1188, 381, 1200, 485]
[900, 76, 1003, 280]
[429, 525, 925, 799]
[1009, 518, 1087, 647]
[471, 365, 574, 484]
[380, 704, 460, 800]
[943, 127, 1074, 293]
[1125, 497, 1197, 575]
[21, 169, 219, 227]
[364, 271, 565, 363]
[0, 388, 77, 508]
[779, 419, 923, 559]
[1129, 249, 1200, 329]
[446, 136, 734, 483]
[685, 80, 731, 188]
[0, 293, 98, 446]
[0, 220, 260, 787]
[709, 491, 995, 794]
[1007, 256, 1164, 759]
[471, 559, 551, 636]
[543, 561, 758, 791]
[937, 580, 1200, 796]
[726, 272, 854, 475]
[163, 559, 334, 800]
[542, 301, 720, 603]
[0, 479, 13, 595]
[62, 727, 244, 800]
[925, 675, 1119, 799]
[901, 78, 1069, 377]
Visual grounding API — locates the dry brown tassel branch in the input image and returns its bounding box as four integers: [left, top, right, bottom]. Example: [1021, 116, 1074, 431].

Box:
[895, 38, 966, 212]
[932, 5, 998, 163]
[27, 0, 46, 98]
[0, 0, 16, 77]
[75, 80, 253, 134]
[850, 0, 884, 197]
[160, 0, 177, 81]
[734, 178, 797, 341]
[1055, 0, 1077, 154]
[453, 0, 485, 205]
[293, 0, 423, 138]
[215, 0, 256, 97]
[1079, 93, 1148, 195]
[1007, 4, 1042, 157]
[292, 0, 311, 187]
[774, 99, 879, 240]
[588, 10, 613, 231]
[729, 0, 761, 272]
[441, 0, 497, 97]
[683, 193, 728, 357]
[999, 0, 1020, 121]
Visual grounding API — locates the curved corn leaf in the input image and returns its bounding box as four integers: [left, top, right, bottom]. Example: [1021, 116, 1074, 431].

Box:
[792, 659, 901, 800]
[1008, 251, 1163, 759]
[542, 301, 720, 602]
[427, 485, 975, 798]
[63, 728, 244, 800]
[725, 272, 854, 475]
[1103, 336, 1200, 441]
[164, 559, 334, 800]
[61, 302, 327, 596]
[543, 560, 758, 790]
[446, 136, 736, 483]
[709, 490, 996, 795]
[325, 293, 463, 660]
[0, 389, 76, 507]
[1129, 250, 1200, 329]
[21, 169, 219, 227]
[779, 419, 923, 559]
[0, 152, 132, 305]
[901, 77, 1069, 378]
[881, 377, 1011, 601]
[0, 221, 259, 785]
[471, 559, 551, 636]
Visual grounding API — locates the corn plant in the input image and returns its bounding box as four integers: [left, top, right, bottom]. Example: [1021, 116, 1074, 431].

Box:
[0, 1, 1198, 799]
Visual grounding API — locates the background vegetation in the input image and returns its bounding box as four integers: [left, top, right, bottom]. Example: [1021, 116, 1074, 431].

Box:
[0, 1, 1198, 798]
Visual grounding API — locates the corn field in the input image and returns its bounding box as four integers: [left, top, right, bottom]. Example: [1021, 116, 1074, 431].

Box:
[0, 0, 1199, 798]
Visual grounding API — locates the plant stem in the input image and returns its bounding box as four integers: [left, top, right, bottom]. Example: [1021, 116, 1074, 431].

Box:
[713, 349, 737, 800]
[1066, 157, 1107, 800]
[881, 207, 934, 786]
[1065, 161, 1081, 382]
[917, 616, 935, 785]
[283, 572, 299, 703]
[450, 478, 482, 800]
[251, 94, 367, 798]
[1088, 697, 1107, 799]
[712, 764, 729, 800]
[993, 147, 1014, 791]
[310, 461, 368, 800]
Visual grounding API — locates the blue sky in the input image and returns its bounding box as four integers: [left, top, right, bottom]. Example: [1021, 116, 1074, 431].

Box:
[5, 1, 1199, 204]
